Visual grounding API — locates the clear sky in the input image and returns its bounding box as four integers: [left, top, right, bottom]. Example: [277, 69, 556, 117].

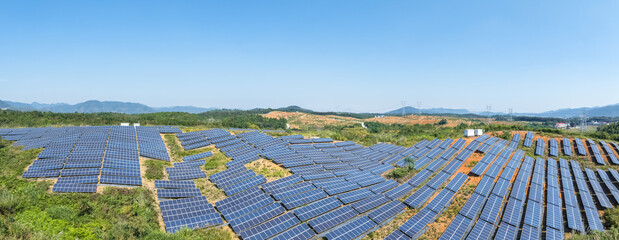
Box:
[1, 1, 618, 113]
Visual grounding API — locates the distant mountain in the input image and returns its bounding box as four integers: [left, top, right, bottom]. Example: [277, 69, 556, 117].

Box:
[46, 100, 154, 114]
[386, 106, 471, 115]
[0, 100, 12, 109]
[386, 103, 619, 118]
[535, 104, 619, 118]
[0, 100, 215, 114]
[155, 106, 216, 114]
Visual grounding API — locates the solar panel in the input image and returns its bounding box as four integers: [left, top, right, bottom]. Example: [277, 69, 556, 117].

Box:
[228, 202, 286, 233]
[52, 183, 97, 193]
[466, 219, 494, 240]
[584, 207, 604, 231]
[384, 183, 415, 200]
[157, 188, 202, 198]
[322, 181, 361, 195]
[213, 169, 256, 187]
[523, 200, 543, 228]
[155, 180, 196, 189]
[221, 195, 274, 221]
[168, 171, 207, 180]
[565, 206, 584, 232]
[281, 189, 328, 209]
[546, 187, 561, 207]
[491, 178, 510, 198]
[22, 169, 61, 178]
[293, 197, 342, 221]
[261, 174, 303, 193]
[324, 216, 376, 240]
[546, 226, 563, 240]
[337, 188, 375, 204]
[270, 223, 315, 240]
[61, 168, 101, 176]
[308, 206, 357, 233]
[215, 187, 266, 211]
[479, 194, 504, 225]
[100, 168, 141, 177]
[223, 175, 267, 196]
[165, 212, 223, 233]
[519, 224, 541, 240]
[368, 200, 407, 224]
[501, 198, 523, 227]
[474, 177, 494, 197]
[174, 160, 206, 168]
[546, 203, 563, 232]
[403, 186, 435, 209]
[240, 212, 300, 240]
[494, 222, 518, 240]
[384, 230, 410, 240]
[438, 214, 473, 240]
[562, 138, 573, 156]
[399, 208, 436, 238]
[55, 175, 99, 184]
[459, 192, 485, 220]
[99, 175, 142, 186]
[527, 183, 544, 203]
[369, 179, 399, 194]
[272, 182, 316, 200]
[351, 194, 390, 214]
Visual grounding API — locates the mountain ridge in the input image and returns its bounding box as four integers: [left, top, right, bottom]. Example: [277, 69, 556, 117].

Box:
[0, 100, 215, 114]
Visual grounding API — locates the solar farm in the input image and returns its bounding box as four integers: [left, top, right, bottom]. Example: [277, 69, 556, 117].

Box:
[4, 126, 619, 240]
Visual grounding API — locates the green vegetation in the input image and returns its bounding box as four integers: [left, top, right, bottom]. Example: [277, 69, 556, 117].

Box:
[144, 159, 170, 180]
[203, 153, 230, 174]
[596, 122, 619, 141]
[0, 110, 286, 129]
[387, 157, 417, 182]
[436, 119, 448, 125]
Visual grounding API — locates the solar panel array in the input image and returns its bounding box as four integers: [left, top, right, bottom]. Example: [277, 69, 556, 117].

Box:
[2, 126, 173, 191]
[562, 137, 573, 156]
[535, 138, 545, 156]
[587, 138, 606, 165]
[180, 130, 489, 239]
[508, 133, 521, 150]
[523, 131, 534, 147]
[440, 148, 525, 240]
[7, 126, 619, 238]
[574, 137, 588, 156]
[571, 160, 604, 231]
[390, 173, 469, 239]
[549, 138, 559, 156]
[599, 140, 619, 165]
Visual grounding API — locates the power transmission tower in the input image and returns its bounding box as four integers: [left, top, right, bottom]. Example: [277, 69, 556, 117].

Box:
[508, 108, 513, 121]
[417, 101, 422, 115]
[401, 101, 406, 116]
[486, 105, 492, 124]
[580, 111, 586, 132]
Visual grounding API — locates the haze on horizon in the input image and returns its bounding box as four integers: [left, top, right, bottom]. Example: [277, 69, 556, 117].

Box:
[1, 1, 618, 113]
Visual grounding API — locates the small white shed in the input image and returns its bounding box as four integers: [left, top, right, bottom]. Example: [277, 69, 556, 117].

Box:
[133, 123, 140, 127]
[120, 123, 130, 126]
[464, 129, 475, 137]
[474, 129, 484, 136]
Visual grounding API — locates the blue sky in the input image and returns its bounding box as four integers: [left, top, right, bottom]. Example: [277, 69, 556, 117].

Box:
[1, 1, 618, 113]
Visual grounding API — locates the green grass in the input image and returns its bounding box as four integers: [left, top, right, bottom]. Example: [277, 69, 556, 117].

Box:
[144, 159, 170, 180]
[0, 140, 232, 240]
